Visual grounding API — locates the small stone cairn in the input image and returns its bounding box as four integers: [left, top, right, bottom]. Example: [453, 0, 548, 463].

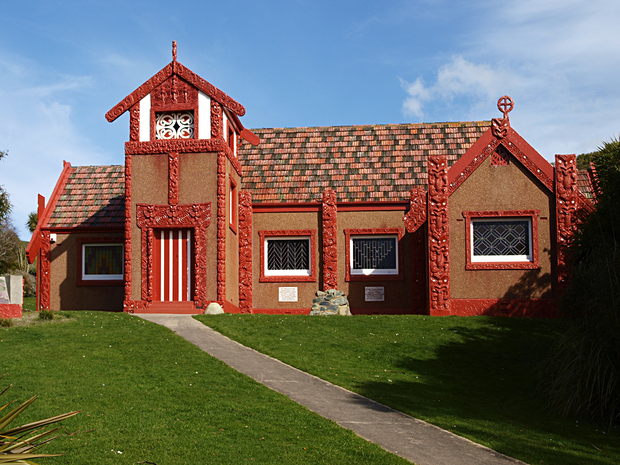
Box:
[310, 289, 352, 316]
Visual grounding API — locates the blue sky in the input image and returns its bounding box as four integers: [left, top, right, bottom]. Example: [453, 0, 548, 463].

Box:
[1, 0, 619, 239]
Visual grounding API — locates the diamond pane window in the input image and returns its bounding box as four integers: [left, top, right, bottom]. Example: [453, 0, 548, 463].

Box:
[266, 238, 311, 276]
[472, 219, 531, 261]
[155, 111, 195, 139]
[351, 236, 398, 275]
[83, 244, 123, 280]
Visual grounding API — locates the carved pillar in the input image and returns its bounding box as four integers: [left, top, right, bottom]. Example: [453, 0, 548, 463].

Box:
[427, 156, 451, 315]
[123, 154, 133, 311]
[403, 188, 428, 313]
[168, 152, 179, 205]
[238, 191, 253, 313]
[555, 154, 578, 293]
[322, 189, 338, 290]
[129, 104, 139, 142]
[216, 151, 226, 305]
[40, 230, 51, 310]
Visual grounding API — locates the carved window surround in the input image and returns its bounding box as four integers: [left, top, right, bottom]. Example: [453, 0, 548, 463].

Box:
[463, 210, 540, 270]
[136, 203, 211, 304]
[344, 228, 404, 282]
[259, 230, 317, 283]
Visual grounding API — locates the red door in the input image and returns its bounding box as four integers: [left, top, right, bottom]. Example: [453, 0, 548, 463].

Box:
[153, 229, 193, 301]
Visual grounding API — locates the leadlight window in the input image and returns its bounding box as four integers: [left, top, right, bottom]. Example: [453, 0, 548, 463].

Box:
[472, 219, 532, 262]
[265, 238, 311, 276]
[351, 235, 398, 275]
[155, 111, 195, 139]
[82, 244, 124, 280]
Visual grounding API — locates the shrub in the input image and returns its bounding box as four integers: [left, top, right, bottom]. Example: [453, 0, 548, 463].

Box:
[38, 310, 54, 321]
[0, 318, 12, 327]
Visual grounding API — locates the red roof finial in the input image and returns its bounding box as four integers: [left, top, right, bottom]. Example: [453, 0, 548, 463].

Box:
[172, 41, 177, 62]
[497, 95, 514, 119]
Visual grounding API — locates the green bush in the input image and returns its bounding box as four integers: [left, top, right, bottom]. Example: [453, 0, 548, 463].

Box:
[0, 318, 13, 327]
[542, 137, 620, 424]
[38, 310, 54, 321]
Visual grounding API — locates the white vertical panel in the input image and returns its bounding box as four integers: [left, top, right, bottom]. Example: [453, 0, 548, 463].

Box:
[139, 94, 151, 141]
[198, 91, 211, 139]
[160, 230, 164, 299]
[187, 229, 192, 301]
[168, 230, 173, 300]
[223, 112, 228, 141]
[178, 230, 183, 301]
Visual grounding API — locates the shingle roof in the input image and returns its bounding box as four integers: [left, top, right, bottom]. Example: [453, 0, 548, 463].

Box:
[238, 122, 491, 202]
[47, 165, 125, 228]
[576, 170, 594, 199]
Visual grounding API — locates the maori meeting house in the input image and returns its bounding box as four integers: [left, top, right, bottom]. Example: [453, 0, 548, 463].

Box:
[25, 45, 595, 317]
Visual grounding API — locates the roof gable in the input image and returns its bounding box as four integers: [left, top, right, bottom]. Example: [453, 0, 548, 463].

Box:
[105, 60, 245, 123]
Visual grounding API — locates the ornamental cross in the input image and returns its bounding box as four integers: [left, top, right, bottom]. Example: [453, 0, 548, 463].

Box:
[497, 95, 514, 119]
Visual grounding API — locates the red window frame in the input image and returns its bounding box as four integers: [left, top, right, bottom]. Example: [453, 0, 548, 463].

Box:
[464, 210, 540, 270]
[259, 230, 317, 283]
[76, 236, 124, 286]
[344, 228, 404, 282]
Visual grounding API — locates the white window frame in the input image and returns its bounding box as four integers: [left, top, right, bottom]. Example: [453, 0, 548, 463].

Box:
[350, 234, 399, 276]
[264, 236, 312, 277]
[470, 217, 533, 263]
[82, 243, 124, 281]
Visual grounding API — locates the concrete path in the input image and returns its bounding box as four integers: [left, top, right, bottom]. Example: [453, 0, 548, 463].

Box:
[136, 313, 527, 465]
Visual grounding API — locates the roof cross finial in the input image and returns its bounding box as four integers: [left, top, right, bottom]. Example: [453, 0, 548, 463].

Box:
[172, 41, 177, 62]
[497, 95, 514, 119]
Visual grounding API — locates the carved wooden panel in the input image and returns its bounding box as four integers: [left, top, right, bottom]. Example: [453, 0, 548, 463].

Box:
[40, 230, 51, 310]
[321, 189, 338, 290]
[217, 151, 226, 305]
[403, 187, 427, 233]
[428, 156, 451, 314]
[238, 191, 253, 313]
[123, 154, 133, 307]
[168, 152, 179, 205]
[130, 104, 140, 142]
[555, 154, 578, 291]
[136, 203, 211, 306]
[151, 75, 198, 111]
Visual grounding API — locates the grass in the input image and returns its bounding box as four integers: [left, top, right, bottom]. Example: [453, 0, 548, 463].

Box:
[196, 314, 620, 465]
[22, 296, 36, 311]
[1, 311, 411, 464]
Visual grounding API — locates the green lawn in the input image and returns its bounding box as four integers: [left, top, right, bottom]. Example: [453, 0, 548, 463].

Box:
[1, 312, 411, 464]
[196, 314, 620, 465]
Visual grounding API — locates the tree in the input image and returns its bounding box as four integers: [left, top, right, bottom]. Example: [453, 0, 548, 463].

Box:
[0, 150, 10, 223]
[27, 211, 38, 234]
[542, 137, 620, 424]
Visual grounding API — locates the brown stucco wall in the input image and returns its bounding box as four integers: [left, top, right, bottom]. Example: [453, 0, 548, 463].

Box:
[49, 232, 124, 311]
[449, 155, 556, 300]
[225, 160, 241, 307]
[337, 210, 414, 311]
[252, 211, 320, 310]
[131, 154, 168, 301]
[179, 152, 218, 301]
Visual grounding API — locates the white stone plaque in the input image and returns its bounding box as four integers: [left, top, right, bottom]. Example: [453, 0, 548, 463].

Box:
[279, 287, 298, 302]
[365, 286, 384, 302]
[0, 277, 9, 304]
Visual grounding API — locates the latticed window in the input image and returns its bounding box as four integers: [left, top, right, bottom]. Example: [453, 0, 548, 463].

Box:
[266, 238, 310, 276]
[82, 244, 123, 280]
[155, 111, 195, 139]
[351, 236, 398, 275]
[472, 219, 531, 261]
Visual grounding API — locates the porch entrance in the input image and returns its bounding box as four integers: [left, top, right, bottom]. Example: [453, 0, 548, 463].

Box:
[153, 229, 193, 302]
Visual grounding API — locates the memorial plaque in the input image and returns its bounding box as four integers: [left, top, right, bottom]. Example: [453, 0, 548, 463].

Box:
[279, 287, 298, 302]
[365, 286, 384, 302]
[0, 277, 9, 304]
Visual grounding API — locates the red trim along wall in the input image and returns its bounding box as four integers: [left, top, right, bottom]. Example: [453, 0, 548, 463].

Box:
[0, 304, 21, 319]
[258, 230, 317, 283]
[168, 152, 179, 205]
[229, 175, 238, 234]
[344, 228, 405, 282]
[451, 299, 556, 318]
[216, 150, 226, 305]
[252, 308, 310, 315]
[123, 154, 137, 312]
[76, 237, 125, 287]
[463, 210, 540, 270]
[428, 156, 451, 315]
[40, 231, 51, 310]
[322, 189, 338, 290]
[238, 191, 253, 313]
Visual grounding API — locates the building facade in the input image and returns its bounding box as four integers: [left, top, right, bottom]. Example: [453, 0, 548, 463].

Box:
[26, 49, 594, 317]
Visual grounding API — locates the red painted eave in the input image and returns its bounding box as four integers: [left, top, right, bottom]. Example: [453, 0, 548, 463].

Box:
[105, 60, 246, 123]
